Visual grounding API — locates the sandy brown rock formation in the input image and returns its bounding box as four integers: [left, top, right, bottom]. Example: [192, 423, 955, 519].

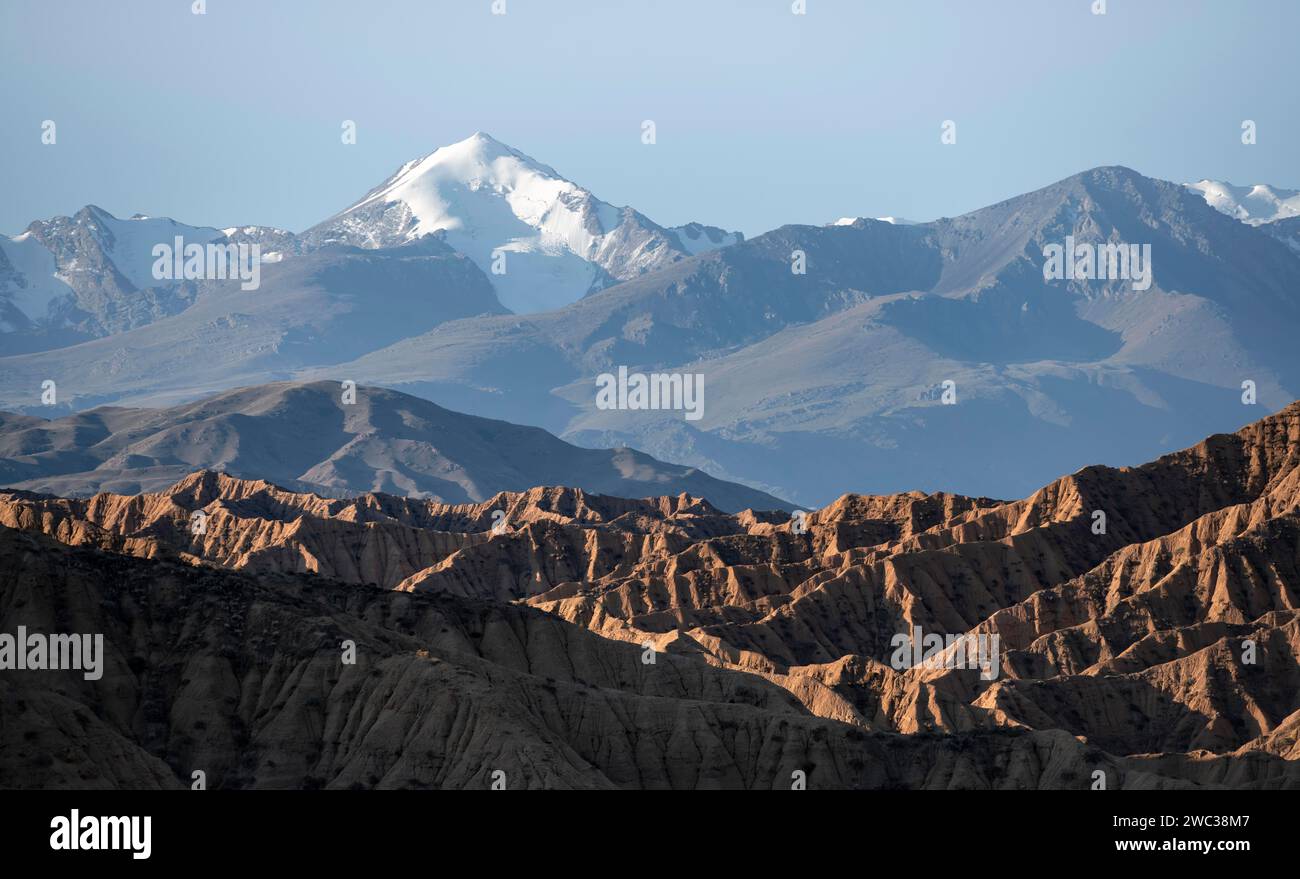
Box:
[4, 402, 1300, 787]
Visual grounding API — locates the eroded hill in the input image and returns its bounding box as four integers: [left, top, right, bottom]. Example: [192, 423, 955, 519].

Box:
[3, 402, 1300, 788]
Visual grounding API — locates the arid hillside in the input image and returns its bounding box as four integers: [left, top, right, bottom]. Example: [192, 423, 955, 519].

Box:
[3, 403, 1300, 789]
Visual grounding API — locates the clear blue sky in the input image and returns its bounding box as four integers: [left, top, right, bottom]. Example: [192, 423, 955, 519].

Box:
[2, 0, 1296, 237]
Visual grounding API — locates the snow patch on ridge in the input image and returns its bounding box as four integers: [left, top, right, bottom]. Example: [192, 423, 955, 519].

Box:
[1186, 179, 1300, 225]
[831, 216, 919, 226]
[0, 233, 75, 322]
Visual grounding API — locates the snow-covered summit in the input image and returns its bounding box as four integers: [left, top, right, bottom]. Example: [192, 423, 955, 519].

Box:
[305, 133, 741, 313]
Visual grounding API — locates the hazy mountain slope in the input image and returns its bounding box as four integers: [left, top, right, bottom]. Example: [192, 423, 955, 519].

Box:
[0, 381, 790, 511]
[1264, 215, 1300, 254]
[556, 295, 1275, 502]
[312, 167, 1300, 504]
[0, 239, 505, 412]
[5, 165, 1299, 508]
[296, 217, 942, 426]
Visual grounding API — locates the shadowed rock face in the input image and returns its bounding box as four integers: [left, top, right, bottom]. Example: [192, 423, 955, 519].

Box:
[3, 403, 1300, 789]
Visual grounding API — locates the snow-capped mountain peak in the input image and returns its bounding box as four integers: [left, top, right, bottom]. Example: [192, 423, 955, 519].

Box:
[306, 133, 741, 313]
[344, 132, 595, 242]
[1185, 179, 1300, 225]
[0, 206, 228, 337]
[830, 216, 918, 226]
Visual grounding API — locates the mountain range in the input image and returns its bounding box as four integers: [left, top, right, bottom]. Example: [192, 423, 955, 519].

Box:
[0, 132, 740, 335]
[3, 135, 1299, 510]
